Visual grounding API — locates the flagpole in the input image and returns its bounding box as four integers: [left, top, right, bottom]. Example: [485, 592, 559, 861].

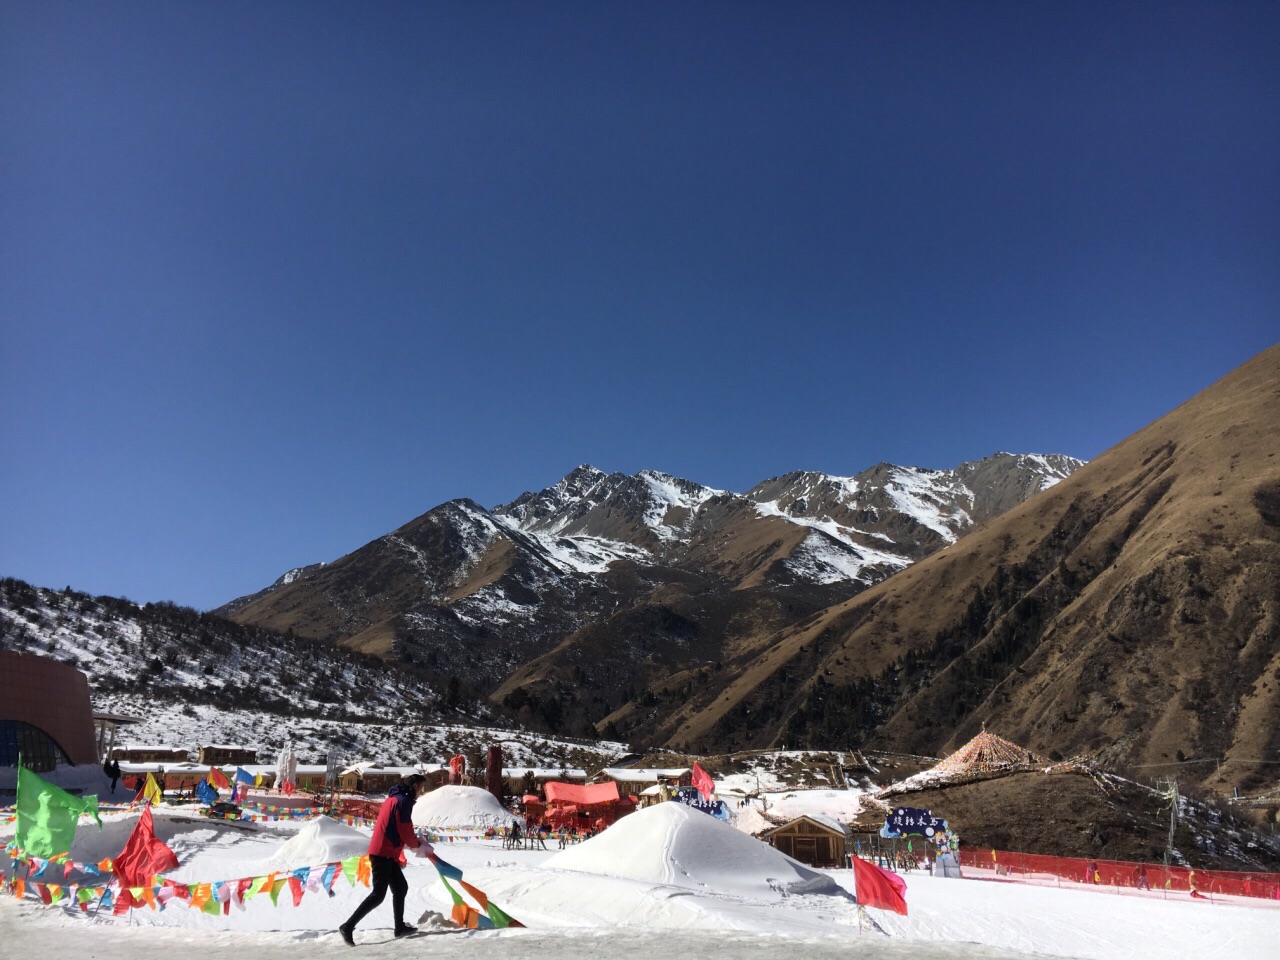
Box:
[15, 753, 30, 903]
[853, 854, 860, 935]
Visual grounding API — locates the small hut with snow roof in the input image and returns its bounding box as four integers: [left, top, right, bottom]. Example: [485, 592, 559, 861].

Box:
[761, 814, 850, 868]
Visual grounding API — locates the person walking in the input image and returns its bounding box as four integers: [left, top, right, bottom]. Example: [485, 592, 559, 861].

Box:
[339, 774, 429, 945]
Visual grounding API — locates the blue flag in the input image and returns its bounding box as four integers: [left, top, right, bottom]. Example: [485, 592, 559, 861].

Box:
[234, 767, 255, 785]
[195, 779, 218, 805]
[430, 854, 463, 880]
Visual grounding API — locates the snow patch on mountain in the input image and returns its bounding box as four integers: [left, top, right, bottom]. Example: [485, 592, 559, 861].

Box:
[755, 501, 907, 555]
[784, 531, 912, 585]
[883, 467, 973, 542]
[491, 515, 649, 574]
[449, 501, 508, 564]
[637, 470, 724, 541]
[278, 564, 323, 586]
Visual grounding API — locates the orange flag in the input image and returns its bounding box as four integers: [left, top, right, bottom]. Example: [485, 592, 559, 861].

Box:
[459, 878, 489, 910]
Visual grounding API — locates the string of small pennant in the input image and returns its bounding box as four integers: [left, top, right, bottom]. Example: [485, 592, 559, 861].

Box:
[3, 842, 523, 927]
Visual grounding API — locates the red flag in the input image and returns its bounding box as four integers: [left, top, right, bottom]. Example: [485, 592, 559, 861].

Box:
[114, 806, 179, 888]
[691, 763, 715, 801]
[851, 856, 908, 915]
[208, 767, 231, 790]
[281, 780, 296, 796]
[449, 754, 466, 785]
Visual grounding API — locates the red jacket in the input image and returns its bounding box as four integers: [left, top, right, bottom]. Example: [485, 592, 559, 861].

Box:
[368, 785, 420, 862]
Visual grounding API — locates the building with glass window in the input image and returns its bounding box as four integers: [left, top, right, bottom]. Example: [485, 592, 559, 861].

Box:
[0, 650, 99, 771]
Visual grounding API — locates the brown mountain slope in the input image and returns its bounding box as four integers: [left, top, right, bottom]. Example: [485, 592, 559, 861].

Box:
[671, 344, 1280, 797]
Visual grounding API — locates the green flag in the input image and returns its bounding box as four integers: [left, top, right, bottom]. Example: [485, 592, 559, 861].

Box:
[16, 764, 102, 858]
[486, 900, 523, 928]
[438, 875, 465, 907]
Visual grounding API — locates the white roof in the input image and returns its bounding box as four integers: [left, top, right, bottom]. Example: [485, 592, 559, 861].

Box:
[503, 768, 587, 778]
[120, 744, 187, 751]
[601, 768, 691, 782]
[199, 744, 254, 751]
[118, 761, 199, 772]
[765, 813, 849, 835]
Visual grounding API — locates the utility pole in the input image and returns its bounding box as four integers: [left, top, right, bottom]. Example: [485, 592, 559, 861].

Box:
[1157, 776, 1179, 881]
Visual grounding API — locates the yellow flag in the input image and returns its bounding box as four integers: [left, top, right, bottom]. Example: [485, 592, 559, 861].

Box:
[254, 773, 264, 787]
[142, 773, 163, 806]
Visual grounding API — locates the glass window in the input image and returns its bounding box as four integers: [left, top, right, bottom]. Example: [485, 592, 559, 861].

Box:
[0, 720, 72, 771]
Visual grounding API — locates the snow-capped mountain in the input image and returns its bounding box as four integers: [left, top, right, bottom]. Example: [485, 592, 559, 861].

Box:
[218, 452, 1083, 739]
[498, 465, 727, 545]
[746, 452, 1086, 571]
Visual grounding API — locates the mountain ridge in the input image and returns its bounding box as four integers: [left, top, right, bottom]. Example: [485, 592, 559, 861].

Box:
[218, 451, 1085, 741]
[659, 344, 1280, 798]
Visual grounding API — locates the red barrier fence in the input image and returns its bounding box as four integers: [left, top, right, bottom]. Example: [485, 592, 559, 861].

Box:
[958, 848, 1280, 901]
[335, 798, 381, 821]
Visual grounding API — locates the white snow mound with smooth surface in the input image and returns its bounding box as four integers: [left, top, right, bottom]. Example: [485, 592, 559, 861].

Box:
[411, 785, 513, 829]
[256, 816, 369, 871]
[545, 801, 844, 899]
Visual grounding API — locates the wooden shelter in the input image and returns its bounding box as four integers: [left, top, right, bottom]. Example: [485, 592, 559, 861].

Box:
[502, 767, 586, 797]
[931, 731, 1045, 777]
[338, 764, 447, 794]
[760, 814, 850, 868]
[197, 744, 257, 765]
[595, 767, 691, 798]
[110, 744, 190, 762]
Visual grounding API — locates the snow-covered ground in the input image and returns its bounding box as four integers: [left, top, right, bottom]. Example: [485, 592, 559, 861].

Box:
[3, 793, 1275, 960]
[82, 698, 626, 771]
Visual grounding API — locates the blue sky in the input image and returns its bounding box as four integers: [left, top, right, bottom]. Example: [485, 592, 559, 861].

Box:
[2, 2, 1275, 610]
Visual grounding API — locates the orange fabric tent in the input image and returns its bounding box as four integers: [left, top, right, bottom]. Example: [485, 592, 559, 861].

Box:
[544, 781, 620, 805]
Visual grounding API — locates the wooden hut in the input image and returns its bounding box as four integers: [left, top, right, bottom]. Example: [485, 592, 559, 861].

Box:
[760, 814, 850, 868]
[338, 764, 447, 794]
[596, 767, 691, 798]
[111, 744, 189, 762]
[197, 744, 257, 765]
[502, 767, 587, 797]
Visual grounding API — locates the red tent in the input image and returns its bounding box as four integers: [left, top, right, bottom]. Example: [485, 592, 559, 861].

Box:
[544, 781, 619, 805]
[543, 781, 622, 829]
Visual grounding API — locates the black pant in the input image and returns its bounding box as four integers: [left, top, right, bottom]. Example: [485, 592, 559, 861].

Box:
[345, 856, 408, 930]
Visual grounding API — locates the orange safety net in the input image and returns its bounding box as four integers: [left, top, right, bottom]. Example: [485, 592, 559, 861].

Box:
[957, 848, 1280, 900]
[544, 781, 620, 805]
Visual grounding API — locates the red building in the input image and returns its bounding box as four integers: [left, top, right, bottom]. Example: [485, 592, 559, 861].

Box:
[0, 650, 99, 771]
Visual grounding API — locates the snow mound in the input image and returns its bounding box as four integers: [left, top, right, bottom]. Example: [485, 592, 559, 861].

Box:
[257, 816, 370, 870]
[546, 802, 846, 900]
[412, 785, 514, 829]
[728, 804, 775, 836]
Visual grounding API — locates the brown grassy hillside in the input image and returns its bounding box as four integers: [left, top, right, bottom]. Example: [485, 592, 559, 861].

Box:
[675, 344, 1280, 798]
[855, 772, 1280, 870]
